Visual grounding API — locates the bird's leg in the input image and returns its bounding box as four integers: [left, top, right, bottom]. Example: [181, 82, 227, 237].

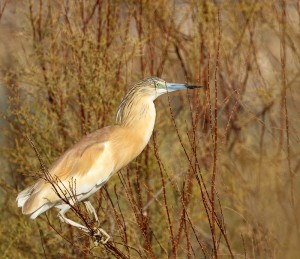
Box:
[84, 201, 99, 223]
[58, 207, 89, 232]
[83, 201, 110, 245]
[57, 204, 110, 244]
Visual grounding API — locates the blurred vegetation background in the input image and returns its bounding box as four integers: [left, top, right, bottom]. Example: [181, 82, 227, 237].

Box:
[0, 0, 299, 258]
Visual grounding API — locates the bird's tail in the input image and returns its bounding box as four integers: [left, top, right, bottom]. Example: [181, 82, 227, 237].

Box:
[16, 186, 35, 208]
[16, 184, 52, 219]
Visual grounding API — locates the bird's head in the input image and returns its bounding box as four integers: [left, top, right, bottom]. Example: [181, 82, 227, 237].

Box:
[116, 77, 204, 125]
[130, 77, 204, 100]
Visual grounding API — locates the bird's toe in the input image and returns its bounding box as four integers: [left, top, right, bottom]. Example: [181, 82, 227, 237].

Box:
[92, 227, 110, 245]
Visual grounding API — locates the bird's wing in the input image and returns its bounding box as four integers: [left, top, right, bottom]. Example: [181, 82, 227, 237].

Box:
[48, 141, 106, 180]
[22, 127, 116, 214]
[48, 126, 113, 180]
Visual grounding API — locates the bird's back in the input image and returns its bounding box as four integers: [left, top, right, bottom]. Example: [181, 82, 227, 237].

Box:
[17, 126, 115, 218]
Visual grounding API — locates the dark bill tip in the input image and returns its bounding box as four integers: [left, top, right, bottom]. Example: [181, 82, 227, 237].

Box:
[186, 85, 205, 89]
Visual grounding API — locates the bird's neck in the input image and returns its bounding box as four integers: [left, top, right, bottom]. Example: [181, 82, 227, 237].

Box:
[110, 100, 156, 172]
[116, 95, 156, 125]
[116, 97, 156, 142]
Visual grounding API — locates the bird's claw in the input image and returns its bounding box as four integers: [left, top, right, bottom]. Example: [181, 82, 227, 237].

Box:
[92, 227, 110, 245]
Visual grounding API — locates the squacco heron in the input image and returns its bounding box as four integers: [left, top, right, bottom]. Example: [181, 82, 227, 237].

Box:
[16, 77, 203, 243]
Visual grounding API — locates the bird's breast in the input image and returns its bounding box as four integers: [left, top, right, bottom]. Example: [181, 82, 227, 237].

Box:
[110, 115, 155, 172]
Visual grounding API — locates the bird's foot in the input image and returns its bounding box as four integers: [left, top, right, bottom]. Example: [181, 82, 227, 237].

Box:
[92, 227, 110, 245]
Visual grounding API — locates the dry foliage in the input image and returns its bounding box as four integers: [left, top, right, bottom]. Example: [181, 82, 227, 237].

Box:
[0, 0, 300, 258]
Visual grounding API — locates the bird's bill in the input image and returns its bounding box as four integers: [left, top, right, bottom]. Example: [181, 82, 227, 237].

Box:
[165, 83, 204, 91]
